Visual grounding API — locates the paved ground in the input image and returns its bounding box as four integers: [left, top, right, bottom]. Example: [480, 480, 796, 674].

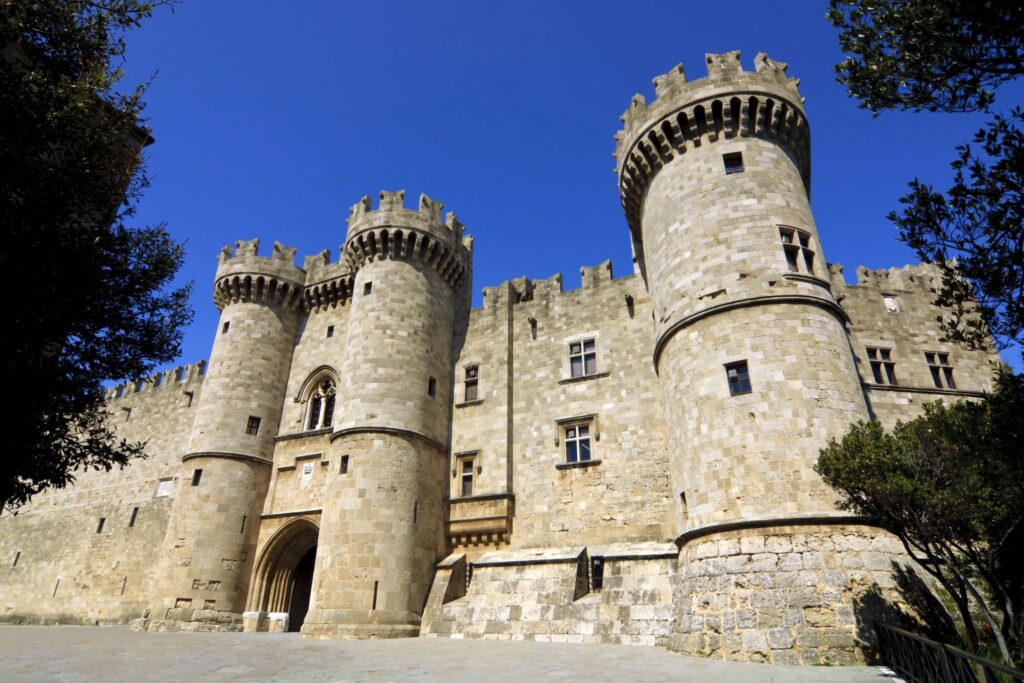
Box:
[0, 626, 903, 682]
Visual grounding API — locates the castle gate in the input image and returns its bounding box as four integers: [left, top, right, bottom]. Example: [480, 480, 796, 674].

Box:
[244, 518, 320, 633]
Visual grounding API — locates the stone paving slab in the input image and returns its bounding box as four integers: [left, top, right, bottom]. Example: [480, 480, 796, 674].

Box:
[0, 626, 903, 682]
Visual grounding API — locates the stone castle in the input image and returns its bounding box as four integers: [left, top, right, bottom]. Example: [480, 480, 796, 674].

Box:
[0, 51, 997, 664]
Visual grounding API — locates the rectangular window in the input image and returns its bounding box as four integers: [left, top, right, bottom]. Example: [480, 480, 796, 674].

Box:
[246, 416, 261, 435]
[464, 366, 479, 402]
[591, 556, 604, 592]
[779, 226, 815, 275]
[222, 321, 230, 334]
[428, 376, 437, 397]
[725, 361, 752, 396]
[459, 457, 475, 497]
[564, 422, 592, 463]
[925, 352, 956, 389]
[340, 454, 350, 474]
[191, 469, 203, 486]
[128, 506, 139, 528]
[866, 347, 898, 385]
[326, 325, 335, 338]
[723, 152, 744, 174]
[96, 517, 105, 533]
[569, 339, 597, 378]
[364, 281, 373, 295]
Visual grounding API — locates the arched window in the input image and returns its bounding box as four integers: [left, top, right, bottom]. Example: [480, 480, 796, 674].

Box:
[306, 379, 336, 430]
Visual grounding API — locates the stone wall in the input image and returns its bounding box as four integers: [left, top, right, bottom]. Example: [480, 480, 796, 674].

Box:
[0, 364, 205, 624]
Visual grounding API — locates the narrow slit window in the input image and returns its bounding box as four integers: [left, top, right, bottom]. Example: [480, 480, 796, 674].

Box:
[723, 152, 743, 174]
[464, 366, 479, 402]
[246, 416, 261, 436]
[96, 517, 106, 533]
[222, 321, 230, 334]
[591, 556, 604, 592]
[725, 361, 752, 396]
[12, 551, 20, 567]
[128, 507, 139, 528]
[340, 454, 350, 474]
[191, 469, 203, 486]
[428, 376, 437, 397]
[240, 515, 247, 534]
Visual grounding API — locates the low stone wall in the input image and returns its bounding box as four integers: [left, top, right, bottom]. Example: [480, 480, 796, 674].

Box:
[421, 543, 675, 645]
[669, 523, 912, 665]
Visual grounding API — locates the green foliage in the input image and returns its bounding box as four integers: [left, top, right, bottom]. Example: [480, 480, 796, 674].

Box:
[0, 1, 190, 511]
[828, 0, 1024, 113]
[891, 109, 1024, 354]
[816, 369, 1024, 664]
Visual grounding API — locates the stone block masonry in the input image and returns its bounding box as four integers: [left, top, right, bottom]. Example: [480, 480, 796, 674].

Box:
[0, 50, 999, 665]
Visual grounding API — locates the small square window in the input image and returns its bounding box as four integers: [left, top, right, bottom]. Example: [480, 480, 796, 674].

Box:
[723, 152, 744, 174]
[326, 325, 334, 338]
[246, 416, 261, 435]
[564, 422, 593, 463]
[464, 366, 479, 402]
[569, 339, 597, 378]
[222, 321, 230, 334]
[191, 469, 202, 486]
[725, 361, 752, 396]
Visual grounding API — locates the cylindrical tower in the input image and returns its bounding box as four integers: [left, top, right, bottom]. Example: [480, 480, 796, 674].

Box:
[144, 240, 304, 631]
[302, 191, 471, 638]
[617, 53, 903, 664]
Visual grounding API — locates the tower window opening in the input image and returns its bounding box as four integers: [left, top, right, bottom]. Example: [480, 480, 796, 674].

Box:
[306, 379, 337, 430]
[625, 294, 635, 319]
[364, 281, 373, 295]
[340, 455, 350, 474]
[779, 226, 815, 275]
[372, 580, 379, 610]
[12, 551, 20, 567]
[246, 416, 261, 435]
[191, 469, 203, 486]
[240, 515, 247, 534]
[464, 365, 479, 402]
[413, 501, 418, 524]
[725, 361, 752, 396]
[96, 517, 105, 533]
[925, 352, 956, 389]
[866, 347, 898, 385]
[326, 325, 334, 338]
[723, 152, 744, 174]
[428, 376, 437, 397]
[222, 321, 230, 334]
[591, 556, 605, 592]
[129, 506, 139, 528]
[529, 317, 538, 340]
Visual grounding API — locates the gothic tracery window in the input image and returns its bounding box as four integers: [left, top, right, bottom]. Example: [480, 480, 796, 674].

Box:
[306, 379, 337, 430]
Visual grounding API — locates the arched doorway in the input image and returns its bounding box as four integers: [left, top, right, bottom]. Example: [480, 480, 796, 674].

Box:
[247, 518, 319, 632]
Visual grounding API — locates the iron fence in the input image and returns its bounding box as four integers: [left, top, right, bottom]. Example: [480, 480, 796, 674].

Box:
[874, 622, 1024, 683]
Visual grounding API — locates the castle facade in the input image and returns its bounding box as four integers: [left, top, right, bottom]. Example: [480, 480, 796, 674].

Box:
[0, 52, 996, 665]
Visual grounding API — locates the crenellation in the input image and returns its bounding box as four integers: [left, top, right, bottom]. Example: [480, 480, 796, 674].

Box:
[0, 50, 1000, 665]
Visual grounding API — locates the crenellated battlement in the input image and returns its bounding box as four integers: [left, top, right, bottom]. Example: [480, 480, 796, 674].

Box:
[105, 360, 206, 402]
[213, 239, 306, 312]
[302, 249, 354, 312]
[830, 262, 943, 293]
[342, 190, 472, 290]
[478, 260, 637, 310]
[615, 51, 810, 237]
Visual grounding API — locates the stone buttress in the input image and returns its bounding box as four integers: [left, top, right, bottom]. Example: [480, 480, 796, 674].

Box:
[300, 191, 472, 638]
[142, 240, 304, 631]
[616, 52, 909, 664]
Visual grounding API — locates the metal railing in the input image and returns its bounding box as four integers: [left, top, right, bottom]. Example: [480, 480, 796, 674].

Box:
[875, 622, 1024, 683]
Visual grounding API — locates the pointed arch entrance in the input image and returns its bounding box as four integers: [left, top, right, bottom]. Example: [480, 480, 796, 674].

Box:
[247, 517, 319, 632]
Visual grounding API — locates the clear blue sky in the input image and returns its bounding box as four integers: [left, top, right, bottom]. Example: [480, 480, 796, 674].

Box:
[119, 1, 1020, 371]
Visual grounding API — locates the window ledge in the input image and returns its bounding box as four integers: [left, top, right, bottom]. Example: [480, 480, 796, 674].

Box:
[556, 459, 602, 470]
[558, 371, 610, 385]
[455, 399, 485, 408]
[782, 272, 832, 290]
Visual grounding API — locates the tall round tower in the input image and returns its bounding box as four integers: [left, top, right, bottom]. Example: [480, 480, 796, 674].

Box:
[617, 53, 904, 664]
[301, 191, 471, 638]
[145, 240, 304, 631]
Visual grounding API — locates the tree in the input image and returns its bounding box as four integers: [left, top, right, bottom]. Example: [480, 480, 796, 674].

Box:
[816, 368, 1024, 665]
[0, 1, 191, 511]
[829, 0, 1024, 356]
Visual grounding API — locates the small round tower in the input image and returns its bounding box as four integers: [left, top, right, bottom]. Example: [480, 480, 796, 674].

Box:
[616, 53, 899, 663]
[301, 191, 471, 638]
[145, 240, 304, 631]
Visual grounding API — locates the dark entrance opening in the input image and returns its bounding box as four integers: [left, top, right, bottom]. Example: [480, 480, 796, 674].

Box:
[288, 545, 316, 632]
